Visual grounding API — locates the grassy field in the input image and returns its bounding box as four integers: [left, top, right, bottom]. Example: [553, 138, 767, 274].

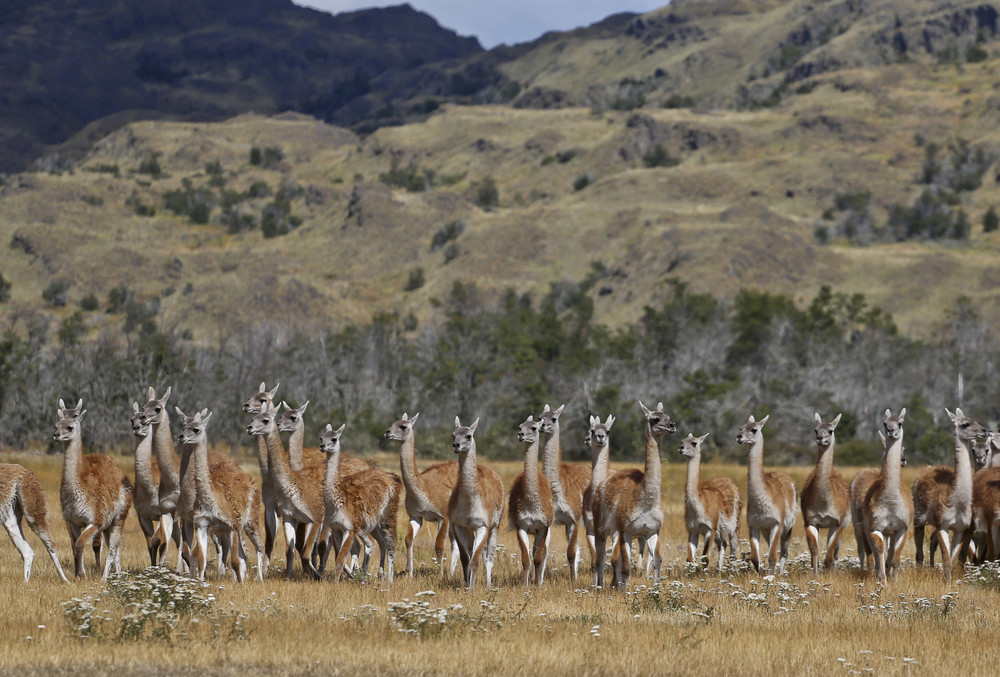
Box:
[0, 449, 996, 675]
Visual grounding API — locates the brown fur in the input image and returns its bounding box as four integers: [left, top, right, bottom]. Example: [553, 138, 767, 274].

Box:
[538, 404, 590, 580]
[972, 468, 1000, 560]
[385, 413, 459, 577]
[800, 413, 850, 576]
[448, 418, 504, 588]
[0, 463, 69, 582]
[181, 410, 264, 583]
[680, 432, 742, 570]
[849, 467, 879, 570]
[54, 402, 133, 579]
[319, 424, 401, 582]
[507, 416, 554, 586]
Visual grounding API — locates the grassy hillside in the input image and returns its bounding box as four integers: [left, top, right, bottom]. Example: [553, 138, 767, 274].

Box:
[2, 51, 1000, 341]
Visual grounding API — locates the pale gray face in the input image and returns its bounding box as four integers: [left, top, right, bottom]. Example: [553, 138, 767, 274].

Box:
[678, 433, 705, 459]
[883, 409, 905, 440]
[385, 417, 413, 442]
[646, 409, 676, 437]
[246, 409, 277, 437]
[517, 416, 540, 445]
[320, 425, 345, 454]
[973, 438, 992, 470]
[140, 396, 168, 426]
[737, 417, 765, 445]
[53, 414, 80, 442]
[587, 423, 610, 447]
[243, 383, 278, 414]
[452, 424, 476, 454]
[180, 413, 211, 445]
[131, 405, 151, 438]
[954, 413, 988, 442]
[815, 415, 840, 447]
[537, 405, 564, 435]
[277, 406, 305, 433]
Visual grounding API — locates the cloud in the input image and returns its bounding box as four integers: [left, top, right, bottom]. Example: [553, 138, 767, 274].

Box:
[296, 1, 666, 48]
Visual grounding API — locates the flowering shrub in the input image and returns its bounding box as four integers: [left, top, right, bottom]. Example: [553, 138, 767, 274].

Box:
[61, 566, 241, 642]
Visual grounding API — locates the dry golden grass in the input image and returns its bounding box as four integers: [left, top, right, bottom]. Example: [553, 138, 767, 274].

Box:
[0, 449, 996, 675]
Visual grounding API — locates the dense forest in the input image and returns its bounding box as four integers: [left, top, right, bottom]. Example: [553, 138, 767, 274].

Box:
[0, 275, 995, 465]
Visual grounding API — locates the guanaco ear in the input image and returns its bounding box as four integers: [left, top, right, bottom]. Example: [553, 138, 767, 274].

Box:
[147, 387, 156, 401]
[469, 418, 480, 433]
[814, 412, 822, 424]
[606, 414, 616, 429]
[455, 416, 462, 428]
[201, 411, 213, 426]
[878, 430, 886, 447]
[336, 423, 346, 435]
[75, 399, 83, 411]
[59, 398, 67, 411]
[267, 383, 280, 400]
[161, 387, 171, 403]
[133, 402, 140, 413]
[543, 404, 551, 412]
[325, 423, 333, 432]
[760, 414, 769, 426]
[656, 402, 664, 412]
[526, 415, 534, 423]
[639, 401, 652, 417]
[696, 432, 710, 444]
[831, 413, 842, 428]
[555, 403, 565, 416]
[409, 412, 419, 425]
[78, 409, 87, 422]
[898, 408, 906, 422]
[748, 414, 756, 424]
[590, 415, 599, 426]
[884, 408, 892, 420]
[199, 408, 208, 418]
[299, 400, 309, 413]
[174, 406, 187, 419]
[258, 382, 266, 393]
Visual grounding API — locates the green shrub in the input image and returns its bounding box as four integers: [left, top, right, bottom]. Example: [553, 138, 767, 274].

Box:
[431, 220, 465, 250]
[983, 206, 999, 233]
[476, 176, 499, 209]
[404, 267, 425, 291]
[79, 293, 100, 311]
[42, 280, 69, 307]
[642, 145, 681, 168]
[573, 174, 592, 191]
[0, 273, 10, 302]
[137, 153, 163, 178]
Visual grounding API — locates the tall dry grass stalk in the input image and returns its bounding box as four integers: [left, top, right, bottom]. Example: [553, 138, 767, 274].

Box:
[0, 450, 997, 675]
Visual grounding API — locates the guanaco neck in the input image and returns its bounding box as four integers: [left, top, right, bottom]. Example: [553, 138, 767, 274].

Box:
[398, 431, 431, 504]
[746, 432, 768, 500]
[542, 422, 562, 486]
[879, 434, 904, 497]
[263, 427, 295, 493]
[523, 436, 541, 496]
[590, 438, 611, 491]
[456, 439, 480, 498]
[285, 421, 306, 471]
[152, 414, 180, 489]
[952, 428, 974, 507]
[324, 442, 342, 506]
[256, 435, 270, 476]
[813, 434, 836, 494]
[191, 434, 215, 510]
[639, 422, 663, 507]
[684, 448, 703, 511]
[60, 429, 83, 491]
[134, 432, 156, 494]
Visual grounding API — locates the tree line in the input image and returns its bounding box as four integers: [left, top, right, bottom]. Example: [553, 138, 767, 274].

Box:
[0, 277, 996, 466]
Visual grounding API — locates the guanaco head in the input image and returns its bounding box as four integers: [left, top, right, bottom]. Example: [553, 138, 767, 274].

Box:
[452, 416, 479, 454]
[814, 412, 842, 448]
[178, 409, 213, 446]
[131, 402, 151, 438]
[537, 404, 565, 436]
[243, 382, 279, 414]
[247, 403, 279, 437]
[678, 432, 710, 459]
[586, 414, 615, 448]
[277, 400, 309, 433]
[639, 401, 677, 436]
[946, 407, 988, 442]
[882, 408, 906, 440]
[737, 414, 769, 445]
[385, 413, 419, 442]
[973, 436, 993, 471]
[53, 400, 86, 442]
[139, 386, 172, 426]
[517, 415, 540, 445]
[319, 423, 346, 454]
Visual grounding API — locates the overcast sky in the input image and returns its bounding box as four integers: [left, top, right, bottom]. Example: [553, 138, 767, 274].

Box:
[295, 1, 668, 49]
